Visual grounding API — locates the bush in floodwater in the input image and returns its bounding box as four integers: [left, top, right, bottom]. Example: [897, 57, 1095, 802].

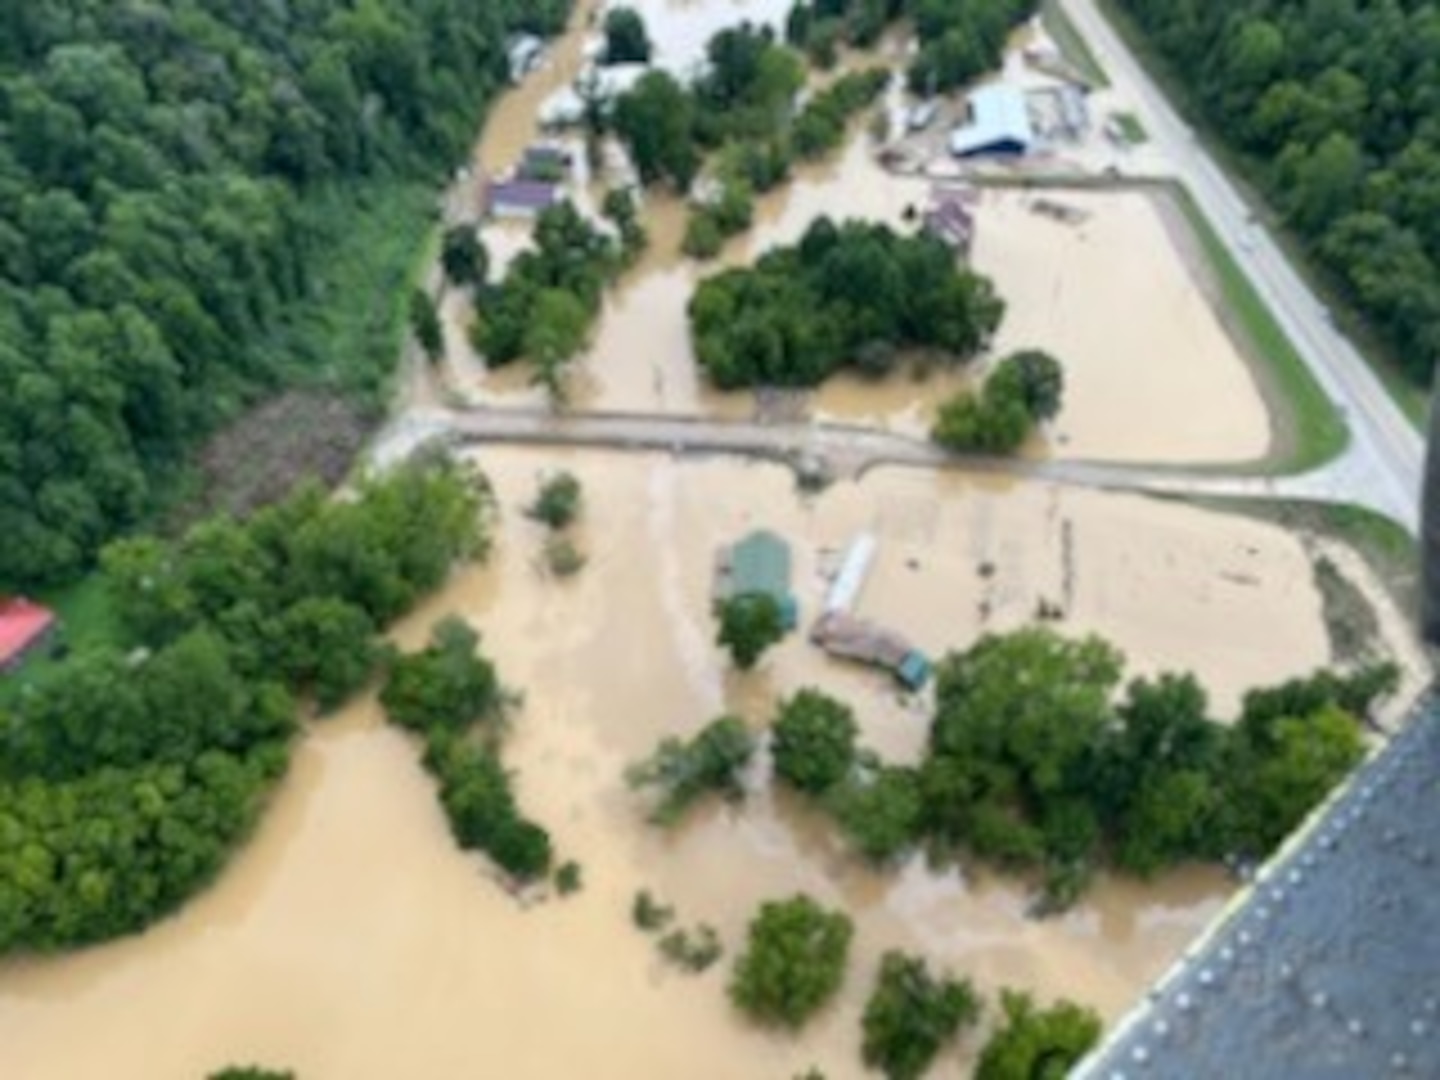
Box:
[543, 534, 586, 578]
[659, 923, 724, 972]
[632, 889, 676, 931]
[555, 860, 583, 896]
[528, 471, 583, 529]
[729, 894, 853, 1028]
[626, 715, 756, 825]
[861, 951, 982, 1080]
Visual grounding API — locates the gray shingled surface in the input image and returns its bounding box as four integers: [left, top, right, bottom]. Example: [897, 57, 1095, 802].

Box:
[1079, 697, 1440, 1079]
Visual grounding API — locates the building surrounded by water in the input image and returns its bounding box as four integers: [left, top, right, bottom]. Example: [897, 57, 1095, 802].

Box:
[949, 84, 1034, 158]
[712, 529, 798, 630]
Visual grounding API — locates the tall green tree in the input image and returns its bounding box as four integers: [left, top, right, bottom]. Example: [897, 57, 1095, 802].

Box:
[771, 689, 859, 794]
[602, 7, 652, 64]
[974, 990, 1101, 1080]
[441, 226, 489, 287]
[380, 617, 505, 739]
[730, 895, 854, 1028]
[716, 593, 785, 670]
[862, 951, 982, 1080]
[613, 72, 699, 190]
[627, 716, 756, 826]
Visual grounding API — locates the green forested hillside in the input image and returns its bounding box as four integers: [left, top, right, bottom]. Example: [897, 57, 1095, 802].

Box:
[0, 456, 488, 952]
[1117, 0, 1440, 385]
[0, 0, 567, 587]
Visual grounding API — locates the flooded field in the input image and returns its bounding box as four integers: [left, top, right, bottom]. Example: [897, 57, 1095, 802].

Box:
[0, 450, 1372, 1080]
[459, 24, 1273, 466]
[1, 4, 1405, 1077]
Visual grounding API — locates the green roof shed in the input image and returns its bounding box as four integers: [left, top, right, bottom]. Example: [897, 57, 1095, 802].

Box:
[716, 529, 798, 630]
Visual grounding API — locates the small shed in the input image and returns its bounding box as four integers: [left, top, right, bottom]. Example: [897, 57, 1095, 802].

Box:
[0, 598, 57, 673]
[482, 177, 559, 219]
[713, 529, 798, 630]
[949, 84, 1034, 158]
[810, 610, 931, 690]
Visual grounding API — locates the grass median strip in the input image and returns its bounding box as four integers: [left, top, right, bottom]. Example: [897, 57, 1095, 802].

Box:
[1171, 185, 1347, 474]
[1040, 0, 1110, 88]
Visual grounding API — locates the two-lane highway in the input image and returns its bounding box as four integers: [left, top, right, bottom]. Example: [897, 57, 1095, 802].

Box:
[1060, 0, 1424, 531]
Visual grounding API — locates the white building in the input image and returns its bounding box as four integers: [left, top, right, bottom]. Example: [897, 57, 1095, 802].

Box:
[949, 84, 1034, 158]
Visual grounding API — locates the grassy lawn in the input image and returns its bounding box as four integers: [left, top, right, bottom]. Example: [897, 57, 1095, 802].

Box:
[1040, 0, 1109, 88]
[1096, 0, 1427, 433]
[1170, 185, 1348, 474]
[1113, 110, 1147, 145]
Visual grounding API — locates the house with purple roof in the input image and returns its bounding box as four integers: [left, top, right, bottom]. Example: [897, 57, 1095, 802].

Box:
[482, 177, 559, 219]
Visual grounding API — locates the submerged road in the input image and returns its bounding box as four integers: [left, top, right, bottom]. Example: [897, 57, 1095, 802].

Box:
[1059, 0, 1423, 532]
[377, 405, 1343, 511]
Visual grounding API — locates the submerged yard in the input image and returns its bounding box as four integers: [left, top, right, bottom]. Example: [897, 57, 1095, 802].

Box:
[0, 448, 1416, 1078]
[0, 2, 1420, 1078]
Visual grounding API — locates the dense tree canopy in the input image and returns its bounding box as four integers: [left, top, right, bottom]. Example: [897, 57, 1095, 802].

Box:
[0, 457, 489, 952]
[602, 7, 652, 65]
[469, 201, 618, 394]
[380, 617, 505, 740]
[690, 217, 1004, 388]
[612, 71, 701, 190]
[914, 629, 1388, 908]
[382, 617, 551, 883]
[1119, 0, 1440, 382]
[784, 0, 1036, 90]
[0, 0, 567, 589]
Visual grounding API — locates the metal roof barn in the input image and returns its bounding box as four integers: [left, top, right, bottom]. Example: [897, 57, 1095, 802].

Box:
[949, 84, 1034, 158]
[712, 529, 798, 630]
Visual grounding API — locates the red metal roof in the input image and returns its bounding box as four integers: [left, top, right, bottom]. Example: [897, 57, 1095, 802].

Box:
[0, 598, 56, 665]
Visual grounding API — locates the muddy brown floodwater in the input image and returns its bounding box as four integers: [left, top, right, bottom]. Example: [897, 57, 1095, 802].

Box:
[0, 451, 1378, 1080]
[463, 93, 1272, 466]
[0, 5, 1398, 1075]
